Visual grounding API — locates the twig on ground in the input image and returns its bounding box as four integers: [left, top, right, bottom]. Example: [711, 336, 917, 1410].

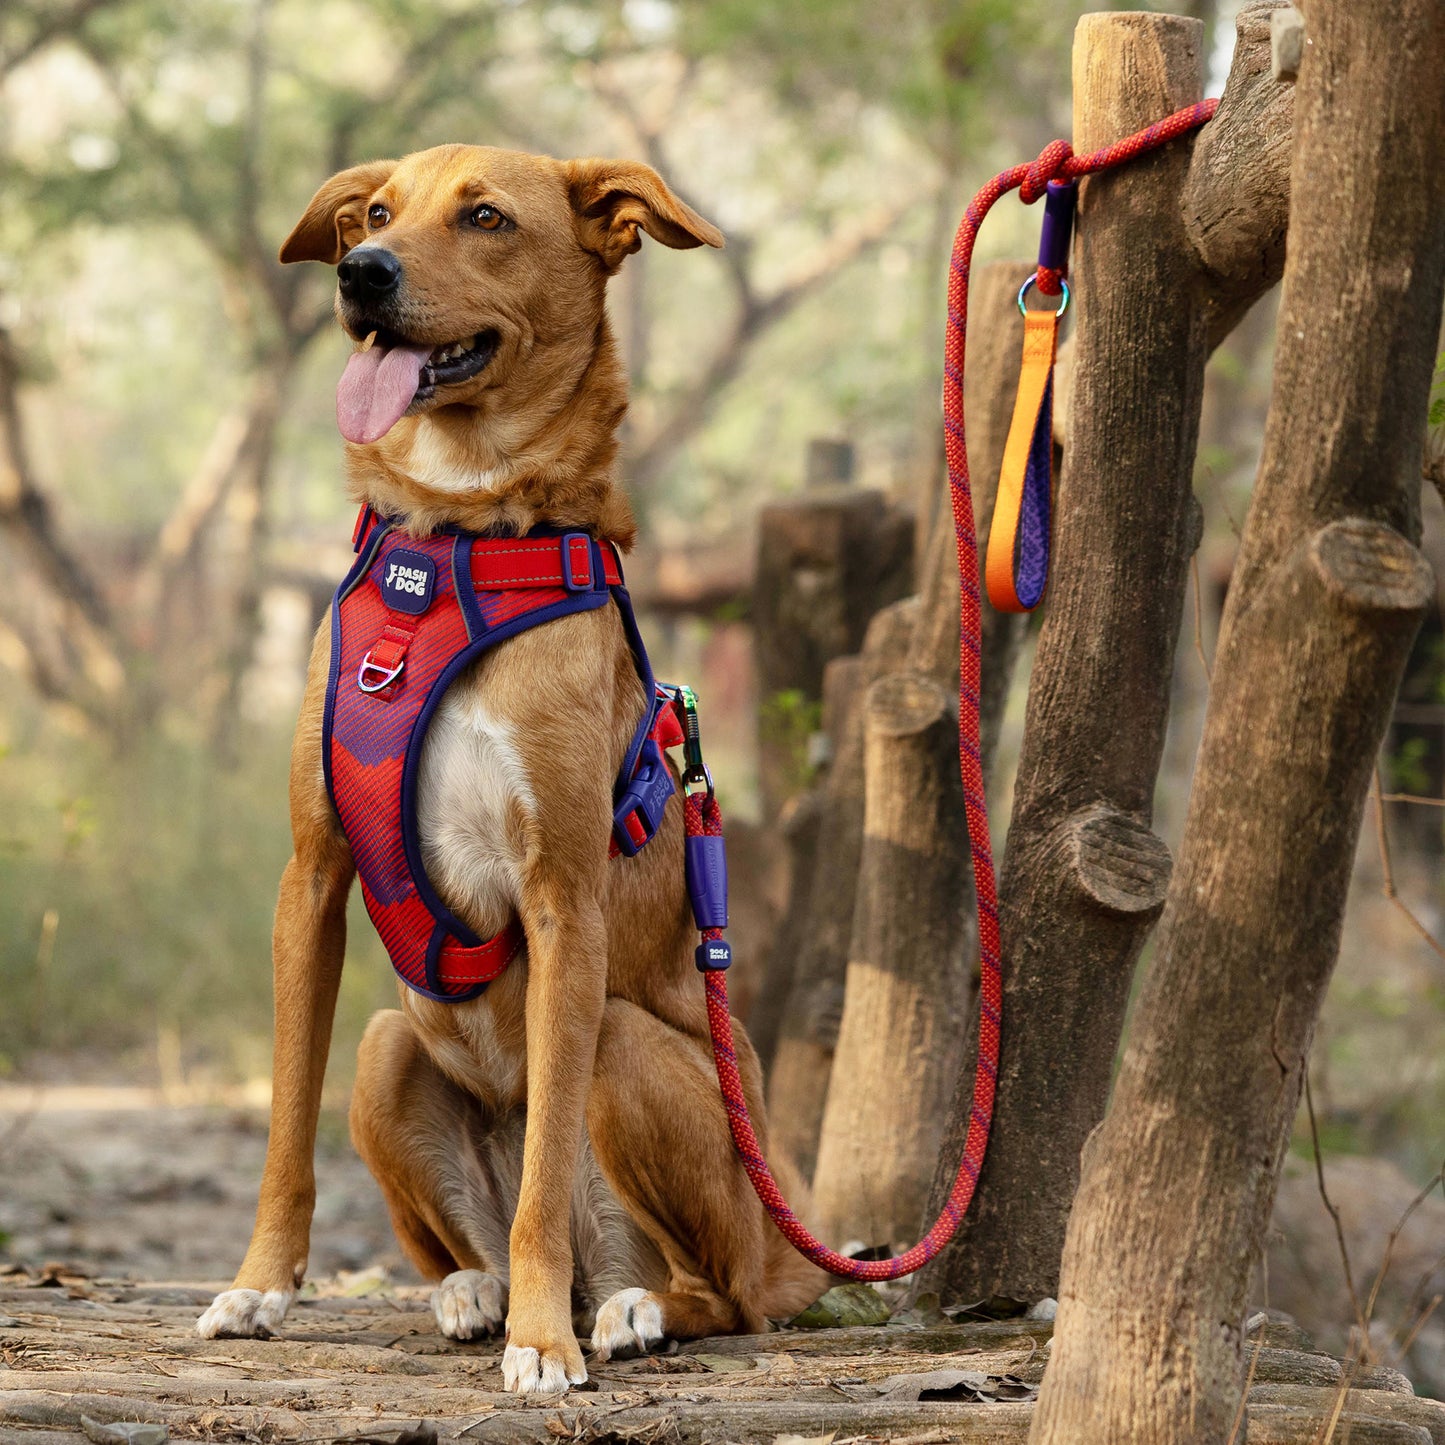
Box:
[1191, 553, 1212, 680]
[1304, 1072, 1365, 1342]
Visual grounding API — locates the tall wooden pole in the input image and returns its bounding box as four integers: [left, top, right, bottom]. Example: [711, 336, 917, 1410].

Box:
[1031, 1, 1445, 1440]
[918, 9, 1207, 1305]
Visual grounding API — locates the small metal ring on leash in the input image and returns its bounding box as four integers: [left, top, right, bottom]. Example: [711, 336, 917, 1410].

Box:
[1017, 275, 1071, 318]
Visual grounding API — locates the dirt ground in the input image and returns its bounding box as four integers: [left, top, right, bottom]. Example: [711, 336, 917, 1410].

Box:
[0, 1085, 408, 1289]
[2, 1085, 1444, 1445]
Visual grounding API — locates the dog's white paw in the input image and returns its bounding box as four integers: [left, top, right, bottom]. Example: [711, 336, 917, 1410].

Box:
[502, 1340, 587, 1394]
[197, 1287, 294, 1339]
[432, 1269, 507, 1340]
[590, 1286, 666, 1363]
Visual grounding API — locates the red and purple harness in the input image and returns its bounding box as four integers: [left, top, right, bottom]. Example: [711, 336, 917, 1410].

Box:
[325, 506, 688, 1002]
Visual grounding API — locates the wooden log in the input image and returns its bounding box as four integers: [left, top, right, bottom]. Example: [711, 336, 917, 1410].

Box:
[919, 9, 1209, 1310]
[765, 596, 920, 1177]
[811, 670, 971, 1246]
[745, 787, 823, 1070]
[1181, 1, 1296, 346]
[1247, 1387, 1445, 1444]
[766, 261, 1033, 1183]
[2, 1391, 1040, 1445]
[752, 474, 913, 820]
[1246, 1410, 1431, 1445]
[1031, 1, 1445, 1440]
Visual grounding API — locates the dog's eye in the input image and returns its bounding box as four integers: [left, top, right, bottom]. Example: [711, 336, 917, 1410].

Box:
[367, 204, 390, 229]
[470, 204, 509, 232]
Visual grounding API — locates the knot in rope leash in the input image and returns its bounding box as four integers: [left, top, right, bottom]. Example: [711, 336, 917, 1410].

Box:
[689, 97, 1219, 1284]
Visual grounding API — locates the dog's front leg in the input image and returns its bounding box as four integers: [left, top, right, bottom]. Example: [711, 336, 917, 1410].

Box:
[199, 636, 353, 1339]
[502, 869, 609, 1394]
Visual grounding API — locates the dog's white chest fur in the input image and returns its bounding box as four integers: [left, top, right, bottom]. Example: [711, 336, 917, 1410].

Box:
[417, 670, 535, 937]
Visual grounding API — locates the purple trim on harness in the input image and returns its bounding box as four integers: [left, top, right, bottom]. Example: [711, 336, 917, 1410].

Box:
[325, 523, 668, 1003]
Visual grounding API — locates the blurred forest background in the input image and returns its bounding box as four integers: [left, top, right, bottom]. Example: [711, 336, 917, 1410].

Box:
[2, 0, 1444, 1386]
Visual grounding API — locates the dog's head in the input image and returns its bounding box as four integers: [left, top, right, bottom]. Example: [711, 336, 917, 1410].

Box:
[281, 145, 722, 448]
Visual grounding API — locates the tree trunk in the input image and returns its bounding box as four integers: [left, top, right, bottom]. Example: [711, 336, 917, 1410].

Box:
[0, 317, 128, 727]
[807, 260, 1034, 1244]
[918, 9, 1209, 1309]
[1031, 3, 1445, 1441]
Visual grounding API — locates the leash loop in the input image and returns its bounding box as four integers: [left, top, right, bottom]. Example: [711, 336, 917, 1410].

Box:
[1019, 138, 1074, 204]
[692, 97, 1220, 1283]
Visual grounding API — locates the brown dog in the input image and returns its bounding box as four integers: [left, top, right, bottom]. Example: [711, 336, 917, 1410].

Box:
[195, 145, 824, 1393]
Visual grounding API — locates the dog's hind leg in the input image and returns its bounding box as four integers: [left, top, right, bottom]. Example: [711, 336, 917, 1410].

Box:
[585, 998, 829, 1359]
[351, 1007, 520, 1339]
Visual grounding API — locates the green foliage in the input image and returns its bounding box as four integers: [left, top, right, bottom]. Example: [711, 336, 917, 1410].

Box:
[759, 687, 823, 794]
[0, 709, 394, 1079]
[1389, 736, 1432, 796]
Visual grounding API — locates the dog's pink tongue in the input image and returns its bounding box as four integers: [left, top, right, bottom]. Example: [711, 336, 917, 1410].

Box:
[336, 342, 431, 445]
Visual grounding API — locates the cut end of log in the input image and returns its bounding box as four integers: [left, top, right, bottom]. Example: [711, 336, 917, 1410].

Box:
[1270, 6, 1305, 82]
[1065, 806, 1173, 917]
[1308, 518, 1433, 614]
[865, 671, 951, 738]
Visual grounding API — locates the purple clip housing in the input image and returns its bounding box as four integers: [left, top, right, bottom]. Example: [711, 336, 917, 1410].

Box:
[1037, 180, 1078, 273]
[685, 833, 728, 931]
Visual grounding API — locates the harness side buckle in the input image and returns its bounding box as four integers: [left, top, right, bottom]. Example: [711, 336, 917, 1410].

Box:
[612, 737, 675, 857]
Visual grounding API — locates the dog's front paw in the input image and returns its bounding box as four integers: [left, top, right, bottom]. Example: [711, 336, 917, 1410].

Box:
[432, 1269, 507, 1340]
[590, 1287, 666, 1363]
[197, 1287, 294, 1339]
[502, 1337, 587, 1395]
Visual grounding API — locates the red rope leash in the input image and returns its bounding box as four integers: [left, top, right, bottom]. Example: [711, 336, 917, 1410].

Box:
[693, 98, 1220, 1283]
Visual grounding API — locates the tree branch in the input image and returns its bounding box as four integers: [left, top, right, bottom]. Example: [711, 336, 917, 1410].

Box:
[626, 191, 932, 491]
[0, 0, 110, 79]
[1181, 0, 1296, 345]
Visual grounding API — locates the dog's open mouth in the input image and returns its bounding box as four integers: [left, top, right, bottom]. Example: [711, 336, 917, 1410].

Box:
[336, 329, 499, 446]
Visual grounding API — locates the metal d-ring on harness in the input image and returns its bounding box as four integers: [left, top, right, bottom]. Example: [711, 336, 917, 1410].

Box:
[686, 98, 1221, 1282]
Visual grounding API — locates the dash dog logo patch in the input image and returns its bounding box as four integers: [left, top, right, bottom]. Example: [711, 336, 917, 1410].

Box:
[380, 549, 436, 615]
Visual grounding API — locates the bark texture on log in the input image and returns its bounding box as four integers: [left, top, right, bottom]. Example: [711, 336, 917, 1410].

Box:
[767, 262, 1032, 1187]
[765, 595, 919, 1178]
[1182, 1, 1296, 345]
[919, 10, 1208, 1309]
[753, 484, 913, 819]
[810, 671, 970, 1246]
[1030, 3, 1445, 1442]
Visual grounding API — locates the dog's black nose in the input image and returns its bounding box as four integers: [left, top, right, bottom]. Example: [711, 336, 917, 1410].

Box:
[337, 248, 402, 302]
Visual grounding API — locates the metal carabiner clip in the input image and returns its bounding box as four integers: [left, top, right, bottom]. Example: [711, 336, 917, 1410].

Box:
[675, 684, 714, 800]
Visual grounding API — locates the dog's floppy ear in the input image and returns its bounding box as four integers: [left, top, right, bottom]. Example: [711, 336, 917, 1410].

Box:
[564, 158, 723, 272]
[279, 159, 399, 265]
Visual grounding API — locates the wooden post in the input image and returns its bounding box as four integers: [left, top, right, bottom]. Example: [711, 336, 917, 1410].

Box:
[752, 464, 913, 821]
[917, 10, 1208, 1307]
[807, 260, 1034, 1241]
[1032, 0, 1445, 1439]
[764, 594, 920, 1179]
